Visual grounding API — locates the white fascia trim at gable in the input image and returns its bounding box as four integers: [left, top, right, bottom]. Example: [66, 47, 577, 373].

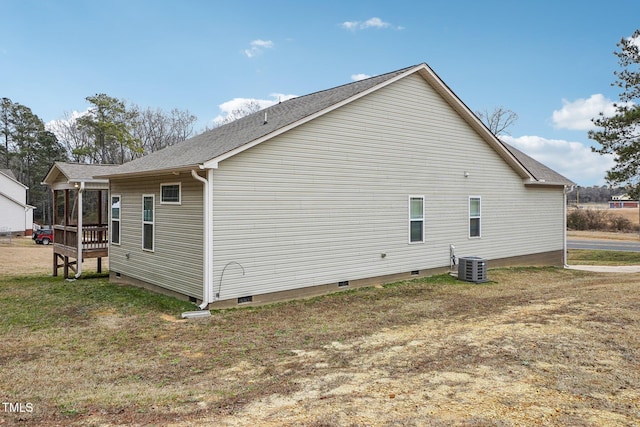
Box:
[0, 171, 29, 189]
[203, 65, 423, 169]
[415, 65, 535, 182]
[0, 190, 35, 210]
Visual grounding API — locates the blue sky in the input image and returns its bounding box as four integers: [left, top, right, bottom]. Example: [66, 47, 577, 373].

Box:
[2, 0, 639, 186]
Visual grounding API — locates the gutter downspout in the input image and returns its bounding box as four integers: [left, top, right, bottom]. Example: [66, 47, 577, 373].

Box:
[563, 185, 574, 268]
[75, 181, 85, 279]
[191, 169, 213, 309]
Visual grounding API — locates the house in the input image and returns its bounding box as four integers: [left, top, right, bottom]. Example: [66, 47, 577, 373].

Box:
[0, 168, 34, 236]
[609, 194, 639, 208]
[42, 162, 117, 277]
[98, 63, 575, 308]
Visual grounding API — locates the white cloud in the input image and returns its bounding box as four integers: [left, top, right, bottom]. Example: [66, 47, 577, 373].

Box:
[351, 73, 370, 81]
[551, 94, 620, 131]
[45, 110, 88, 138]
[340, 17, 401, 31]
[341, 21, 359, 31]
[502, 135, 615, 185]
[212, 93, 297, 125]
[244, 39, 274, 58]
[362, 17, 390, 29]
[627, 32, 640, 49]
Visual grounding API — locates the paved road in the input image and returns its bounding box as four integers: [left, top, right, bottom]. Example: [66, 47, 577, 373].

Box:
[568, 239, 640, 252]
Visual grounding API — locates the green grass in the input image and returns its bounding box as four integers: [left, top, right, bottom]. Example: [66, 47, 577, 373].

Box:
[568, 249, 640, 265]
[0, 274, 196, 332]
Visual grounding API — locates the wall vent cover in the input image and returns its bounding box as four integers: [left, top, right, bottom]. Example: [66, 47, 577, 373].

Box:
[458, 257, 488, 283]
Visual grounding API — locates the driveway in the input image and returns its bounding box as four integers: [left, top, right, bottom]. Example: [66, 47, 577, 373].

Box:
[567, 239, 640, 252]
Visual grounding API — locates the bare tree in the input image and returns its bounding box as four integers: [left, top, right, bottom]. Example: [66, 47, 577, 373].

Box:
[475, 106, 518, 136]
[131, 106, 197, 156]
[215, 100, 263, 126]
[48, 111, 93, 163]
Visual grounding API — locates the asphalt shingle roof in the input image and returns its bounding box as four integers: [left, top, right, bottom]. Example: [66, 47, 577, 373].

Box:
[102, 65, 417, 176]
[43, 162, 118, 185]
[99, 63, 573, 186]
[502, 142, 575, 186]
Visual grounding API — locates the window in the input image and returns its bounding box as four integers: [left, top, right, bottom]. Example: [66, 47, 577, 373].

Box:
[111, 195, 121, 245]
[409, 196, 425, 243]
[161, 183, 181, 204]
[142, 194, 155, 251]
[469, 196, 481, 238]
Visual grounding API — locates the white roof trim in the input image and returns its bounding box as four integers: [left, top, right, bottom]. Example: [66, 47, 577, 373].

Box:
[414, 65, 534, 181]
[203, 63, 535, 182]
[203, 65, 423, 169]
[0, 190, 35, 210]
[0, 169, 29, 189]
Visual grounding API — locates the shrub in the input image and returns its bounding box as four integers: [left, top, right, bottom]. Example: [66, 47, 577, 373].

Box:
[610, 215, 634, 232]
[567, 208, 610, 231]
[567, 208, 638, 232]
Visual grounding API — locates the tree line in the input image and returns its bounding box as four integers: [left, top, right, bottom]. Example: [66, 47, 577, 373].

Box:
[3, 27, 640, 225]
[566, 185, 627, 205]
[1, 94, 198, 224]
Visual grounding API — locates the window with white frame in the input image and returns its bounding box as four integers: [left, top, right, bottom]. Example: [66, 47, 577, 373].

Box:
[469, 196, 481, 238]
[142, 194, 155, 251]
[409, 196, 425, 243]
[160, 182, 181, 204]
[111, 195, 121, 245]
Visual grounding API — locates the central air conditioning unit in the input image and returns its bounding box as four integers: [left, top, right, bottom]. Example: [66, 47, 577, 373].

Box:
[458, 256, 488, 283]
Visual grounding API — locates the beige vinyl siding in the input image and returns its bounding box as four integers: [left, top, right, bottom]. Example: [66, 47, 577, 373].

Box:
[211, 74, 565, 301]
[109, 175, 204, 298]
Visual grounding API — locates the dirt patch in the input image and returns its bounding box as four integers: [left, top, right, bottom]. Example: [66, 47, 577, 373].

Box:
[197, 288, 639, 427]
[0, 238, 107, 277]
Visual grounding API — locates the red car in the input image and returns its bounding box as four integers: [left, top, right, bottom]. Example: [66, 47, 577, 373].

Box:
[33, 228, 53, 245]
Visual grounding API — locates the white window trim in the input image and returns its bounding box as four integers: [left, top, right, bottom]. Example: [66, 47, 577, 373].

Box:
[160, 182, 181, 205]
[111, 194, 121, 246]
[469, 196, 481, 239]
[408, 195, 425, 244]
[142, 194, 155, 252]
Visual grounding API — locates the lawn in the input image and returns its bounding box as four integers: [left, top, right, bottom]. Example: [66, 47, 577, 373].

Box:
[1, 267, 639, 426]
[568, 248, 640, 265]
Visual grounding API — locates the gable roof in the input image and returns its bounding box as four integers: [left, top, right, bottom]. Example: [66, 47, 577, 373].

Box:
[42, 162, 118, 187]
[98, 65, 416, 177]
[0, 168, 28, 189]
[98, 63, 573, 186]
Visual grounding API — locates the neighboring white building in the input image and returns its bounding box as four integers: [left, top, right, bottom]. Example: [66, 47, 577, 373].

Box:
[609, 194, 639, 208]
[99, 63, 575, 308]
[0, 169, 34, 236]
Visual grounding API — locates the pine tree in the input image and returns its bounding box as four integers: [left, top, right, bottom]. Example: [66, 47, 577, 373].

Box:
[590, 29, 640, 198]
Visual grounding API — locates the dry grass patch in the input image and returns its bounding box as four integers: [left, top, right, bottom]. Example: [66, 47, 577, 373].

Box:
[1, 267, 639, 426]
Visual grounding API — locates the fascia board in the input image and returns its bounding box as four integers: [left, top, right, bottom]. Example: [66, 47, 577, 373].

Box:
[203, 65, 423, 169]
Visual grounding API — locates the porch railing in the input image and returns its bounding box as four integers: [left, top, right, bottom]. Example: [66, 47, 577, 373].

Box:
[53, 225, 109, 251]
